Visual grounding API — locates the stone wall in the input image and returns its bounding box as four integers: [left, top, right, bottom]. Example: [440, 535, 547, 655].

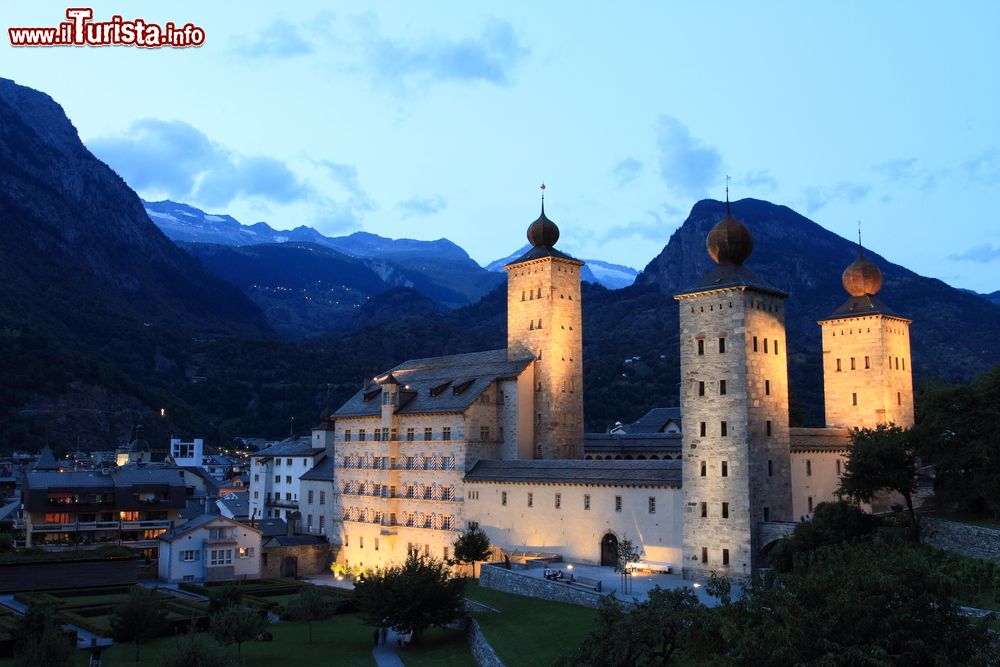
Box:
[479, 564, 605, 608]
[466, 615, 504, 667]
[920, 517, 1000, 564]
[261, 543, 336, 578]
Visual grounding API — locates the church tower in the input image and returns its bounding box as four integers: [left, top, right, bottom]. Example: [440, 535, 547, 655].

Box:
[819, 246, 914, 428]
[504, 188, 585, 459]
[674, 200, 794, 578]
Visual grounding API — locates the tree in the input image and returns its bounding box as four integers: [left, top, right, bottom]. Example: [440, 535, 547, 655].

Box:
[452, 523, 491, 577]
[354, 550, 465, 643]
[284, 586, 338, 644]
[613, 537, 642, 595]
[767, 500, 877, 572]
[110, 586, 167, 663]
[207, 583, 243, 613]
[12, 601, 73, 667]
[160, 628, 228, 667]
[211, 603, 268, 662]
[838, 423, 919, 531]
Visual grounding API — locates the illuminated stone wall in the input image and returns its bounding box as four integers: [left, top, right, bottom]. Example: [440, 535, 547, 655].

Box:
[820, 315, 914, 429]
[505, 256, 584, 459]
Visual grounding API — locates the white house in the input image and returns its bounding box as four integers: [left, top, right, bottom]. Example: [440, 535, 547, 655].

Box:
[248, 437, 327, 522]
[157, 514, 262, 583]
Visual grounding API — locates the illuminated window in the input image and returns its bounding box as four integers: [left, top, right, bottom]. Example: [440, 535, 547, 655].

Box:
[120, 511, 139, 521]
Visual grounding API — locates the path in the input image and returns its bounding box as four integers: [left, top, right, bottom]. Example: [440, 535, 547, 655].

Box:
[372, 628, 406, 667]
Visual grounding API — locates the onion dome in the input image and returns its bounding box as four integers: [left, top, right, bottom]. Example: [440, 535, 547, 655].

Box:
[527, 203, 560, 247]
[706, 213, 753, 265]
[842, 254, 883, 296]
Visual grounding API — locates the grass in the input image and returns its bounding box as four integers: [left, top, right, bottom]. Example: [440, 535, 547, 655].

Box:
[465, 582, 598, 666]
[401, 626, 477, 667]
[921, 511, 1000, 531]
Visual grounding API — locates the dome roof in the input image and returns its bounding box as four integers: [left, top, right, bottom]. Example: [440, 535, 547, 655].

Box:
[706, 214, 753, 265]
[842, 254, 883, 296]
[527, 206, 560, 247]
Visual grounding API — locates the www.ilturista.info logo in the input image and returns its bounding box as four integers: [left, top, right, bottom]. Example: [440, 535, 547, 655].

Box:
[9, 8, 205, 48]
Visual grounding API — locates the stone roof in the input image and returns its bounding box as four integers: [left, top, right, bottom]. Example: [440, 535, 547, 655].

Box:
[158, 513, 260, 542]
[627, 407, 682, 433]
[789, 427, 852, 452]
[218, 491, 250, 517]
[255, 438, 325, 460]
[252, 518, 287, 537]
[675, 262, 786, 298]
[464, 459, 682, 488]
[584, 432, 682, 455]
[505, 244, 584, 267]
[820, 294, 910, 322]
[333, 349, 534, 419]
[263, 534, 327, 547]
[25, 466, 186, 490]
[301, 456, 335, 482]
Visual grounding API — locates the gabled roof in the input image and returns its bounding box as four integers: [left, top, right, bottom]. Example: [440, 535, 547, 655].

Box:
[252, 518, 287, 537]
[674, 262, 786, 298]
[504, 245, 584, 267]
[301, 456, 335, 482]
[333, 349, 534, 419]
[464, 459, 682, 487]
[26, 466, 186, 490]
[789, 427, 852, 452]
[628, 407, 682, 433]
[263, 534, 327, 547]
[254, 437, 325, 459]
[217, 491, 250, 517]
[583, 432, 682, 454]
[819, 294, 910, 322]
[32, 446, 61, 471]
[158, 513, 261, 542]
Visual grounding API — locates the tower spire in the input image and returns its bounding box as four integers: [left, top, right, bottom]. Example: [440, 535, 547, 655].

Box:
[857, 220, 864, 258]
[725, 175, 731, 216]
[540, 182, 546, 216]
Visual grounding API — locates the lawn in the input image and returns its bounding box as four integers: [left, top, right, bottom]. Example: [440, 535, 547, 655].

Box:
[465, 582, 598, 666]
[400, 626, 477, 667]
[921, 511, 1000, 531]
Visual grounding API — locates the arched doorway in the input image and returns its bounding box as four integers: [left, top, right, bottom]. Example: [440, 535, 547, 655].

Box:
[600, 532, 618, 566]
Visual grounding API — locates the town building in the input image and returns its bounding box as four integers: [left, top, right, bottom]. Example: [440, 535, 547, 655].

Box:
[157, 514, 261, 583]
[248, 437, 326, 522]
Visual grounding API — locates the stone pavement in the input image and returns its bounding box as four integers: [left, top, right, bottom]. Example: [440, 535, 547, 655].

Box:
[372, 627, 406, 667]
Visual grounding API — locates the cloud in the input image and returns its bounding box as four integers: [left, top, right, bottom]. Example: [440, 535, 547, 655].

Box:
[960, 148, 1000, 185]
[595, 203, 681, 245]
[397, 195, 446, 218]
[801, 181, 871, 213]
[739, 170, 778, 192]
[874, 157, 938, 191]
[318, 160, 374, 212]
[366, 20, 528, 86]
[949, 244, 1000, 263]
[611, 158, 642, 186]
[88, 118, 310, 208]
[655, 115, 723, 197]
[230, 19, 314, 60]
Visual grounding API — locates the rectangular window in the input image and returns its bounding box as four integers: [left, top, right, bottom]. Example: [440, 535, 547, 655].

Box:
[319, 516, 325, 532]
[209, 549, 232, 566]
[753, 336, 758, 352]
[480, 426, 490, 441]
[774, 340, 779, 355]
[836, 359, 842, 372]
[701, 547, 708, 564]
[764, 507, 771, 521]
[722, 502, 729, 518]
[806, 460, 812, 476]
[344, 429, 351, 442]
[375, 539, 379, 551]
[902, 358, 906, 371]
[287, 459, 292, 466]
[768, 459, 773, 476]
[719, 379, 727, 395]
[238, 547, 254, 559]
[359, 536, 364, 549]
[700, 461, 706, 477]
[648, 497, 656, 514]
[319, 491, 326, 505]
[374, 429, 382, 441]
[722, 548, 730, 566]
[307, 514, 313, 528]
[852, 392, 858, 406]
[721, 461, 729, 477]
[720, 421, 728, 436]
[766, 420, 772, 436]
[501, 492, 507, 506]
[285, 476, 291, 484]
[697, 339, 705, 355]
[850, 356, 858, 370]
[763, 338, 769, 354]
[359, 429, 366, 442]
[615, 496, 622, 512]
[276, 458, 281, 466]
[700, 501, 708, 518]
[527, 493, 534, 508]
[442, 427, 451, 441]
[699, 422, 707, 437]
[719, 337, 726, 353]
[424, 427, 432, 441]
[765, 380, 771, 396]
[180, 550, 197, 562]
[897, 391, 902, 405]
[307, 490, 314, 504]
[698, 381, 705, 397]
[836, 459, 842, 475]
[274, 476, 280, 484]
[555, 493, 561, 509]
[808, 496, 814, 513]
[865, 355, 870, 369]
[584, 494, 591, 510]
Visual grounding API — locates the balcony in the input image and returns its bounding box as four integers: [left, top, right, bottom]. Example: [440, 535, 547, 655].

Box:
[30, 519, 172, 533]
[266, 497, 299, 509]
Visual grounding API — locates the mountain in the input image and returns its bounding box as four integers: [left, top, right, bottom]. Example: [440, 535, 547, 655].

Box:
[145, 200, 504, 309]
[486, 245, 639, 289]
[982, 291, 1000, 306]
[0, 77, 271, 450]
[636, 198, 1000, 421]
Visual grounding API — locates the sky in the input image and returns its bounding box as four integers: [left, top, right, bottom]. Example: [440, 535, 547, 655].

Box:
[4, 1, 999, 292]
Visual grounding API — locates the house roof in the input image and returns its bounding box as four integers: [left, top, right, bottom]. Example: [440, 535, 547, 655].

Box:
[251, 518, 288, 538]
[819, 294, 910, 323]
[25, 466, 186, 490]
[262, 534, 327, 547]
[504, 244, 584, 267]
[789, 427, 852, 452]
[464, 459, 682, 487]
[254, 438, 325, 460]
[627, 407, 682, 433]
[333, 349, 534, 419]
[32, 446, 61, 471]
[218, 491, 250, 517]
[583, 432, 682, 454]
[301, 456, 335, 482]
[158, 513, 261, 542]
[674, 262, 786, 298]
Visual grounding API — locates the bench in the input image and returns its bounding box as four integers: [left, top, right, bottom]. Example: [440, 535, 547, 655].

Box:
[566, 576, 602, 592]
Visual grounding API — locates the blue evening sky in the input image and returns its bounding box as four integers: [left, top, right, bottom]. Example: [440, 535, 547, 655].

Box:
[4, 1, 998, 291]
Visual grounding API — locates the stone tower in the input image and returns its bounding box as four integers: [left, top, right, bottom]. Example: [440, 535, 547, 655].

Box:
[819, 248, 914, 428]
[674, 202, 794, 578]
[504, 192, 584, 459]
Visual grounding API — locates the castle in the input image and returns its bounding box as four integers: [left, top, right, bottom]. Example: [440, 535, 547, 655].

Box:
[267, 196, 913, 578]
